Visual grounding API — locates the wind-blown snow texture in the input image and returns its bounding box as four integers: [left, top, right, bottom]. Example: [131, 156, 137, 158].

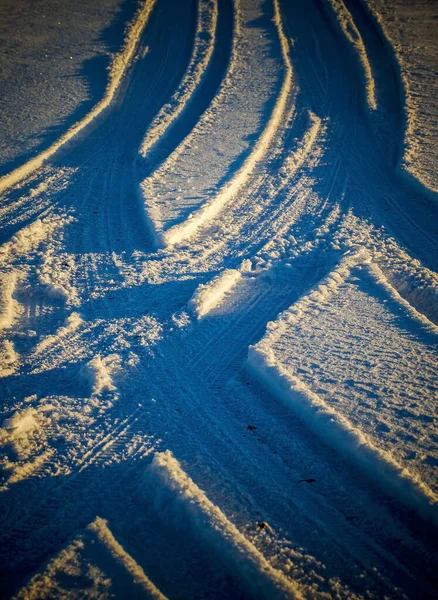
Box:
[0, 0, 437, 598]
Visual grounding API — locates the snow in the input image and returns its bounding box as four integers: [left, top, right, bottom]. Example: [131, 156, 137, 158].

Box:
[365, 0, 438, 194]
[0, 271, 21, 330]
[248, 252, 438, 523]
[0, 0, 156, 193]
[0, 0, 134, 177]
[0, 340, 19, 377]
[15, 517, 168, 600]
[81, 354, 121, 395]
[0, 0, 438, 597]
[189, 268, 242, 318]
[140, 0, 218, 157]
[328, 0, 377, 110]
[149, 451, 302, 600]
[160, 0, 294, 246]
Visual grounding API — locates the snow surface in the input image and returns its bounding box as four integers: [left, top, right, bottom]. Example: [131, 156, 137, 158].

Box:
[0, 0, 137, 178]
[365, 0, 438, 194]
[0, 0, 438, 598]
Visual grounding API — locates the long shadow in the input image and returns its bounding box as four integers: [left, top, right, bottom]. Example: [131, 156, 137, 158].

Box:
[137, 0, 235, 177]
[342, 0, 405, 165]
[0, 458, 253, 600]
[279, 0, 438, 270]
[0, 0, 139, 180]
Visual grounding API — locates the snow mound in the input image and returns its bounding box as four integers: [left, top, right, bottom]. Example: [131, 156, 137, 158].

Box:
[189, 269, 242, 318]
[81, 354, 122, 396]
[2, 408, 40, 437]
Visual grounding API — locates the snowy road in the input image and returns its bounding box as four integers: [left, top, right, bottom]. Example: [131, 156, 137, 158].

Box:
[1, 0, 437, 598]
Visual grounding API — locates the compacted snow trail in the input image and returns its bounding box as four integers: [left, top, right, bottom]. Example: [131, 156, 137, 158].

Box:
[1, 0, 437, 598]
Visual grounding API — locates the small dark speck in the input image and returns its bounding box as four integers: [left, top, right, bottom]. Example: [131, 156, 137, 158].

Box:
[298, 478, 316, 484]
[247, 425, 257, 431]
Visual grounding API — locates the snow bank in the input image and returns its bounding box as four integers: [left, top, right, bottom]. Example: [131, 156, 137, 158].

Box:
[14, 517, 168, 600]
[147, 450, 303, 599]
[328, 0, 377, 110]
[0, 0, 157, 194]
[162, 0, 294, 246]
[140, 0, 218, 156]
[189, 269, 242, 318]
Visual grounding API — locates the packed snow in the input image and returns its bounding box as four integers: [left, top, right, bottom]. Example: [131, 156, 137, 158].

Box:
[0, 0, 437, 598]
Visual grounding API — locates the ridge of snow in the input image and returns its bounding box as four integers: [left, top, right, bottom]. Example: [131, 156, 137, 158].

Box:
[140, 0, 218, 157]
[328, 0, 377, 110]
[0, 0, 157, 194]
[189, 268, 242, 318]
[148, 450, 303, 599]
[162, 0, 294, 246]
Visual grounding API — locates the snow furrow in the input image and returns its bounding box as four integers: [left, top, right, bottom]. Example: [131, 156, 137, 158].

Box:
[148, 450, 303, 599]
[140, 0, 218, 157]
[328, 0, 377, 110]
[162, 0, 293, 246]
[14, 517, 168, 600]
[365, 0, 438, 194]
[248, 251, 438, 524]
[0, 0, 157, 195]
